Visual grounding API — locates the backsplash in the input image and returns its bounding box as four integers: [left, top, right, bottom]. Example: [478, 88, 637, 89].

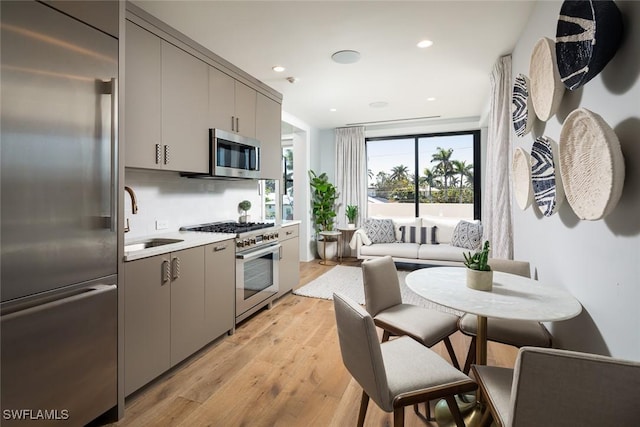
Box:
[124, 169, 266, 239]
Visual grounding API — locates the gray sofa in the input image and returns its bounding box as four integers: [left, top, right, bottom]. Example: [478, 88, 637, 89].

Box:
[353, 216, 479, 266]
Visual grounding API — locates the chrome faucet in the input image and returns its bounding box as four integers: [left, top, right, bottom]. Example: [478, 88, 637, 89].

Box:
[124, 186, 138, 233]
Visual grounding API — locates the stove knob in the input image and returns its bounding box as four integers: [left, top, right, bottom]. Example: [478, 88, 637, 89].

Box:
[236, 240, 243, 248]
[250, 238, 257, 244]
[243, 239, 251, 247]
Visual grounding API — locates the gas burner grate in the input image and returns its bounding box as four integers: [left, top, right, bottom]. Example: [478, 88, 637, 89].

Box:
[182, 222, 275, 234]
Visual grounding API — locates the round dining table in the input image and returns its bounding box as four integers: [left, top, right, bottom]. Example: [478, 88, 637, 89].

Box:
[405, 266, 582, 366]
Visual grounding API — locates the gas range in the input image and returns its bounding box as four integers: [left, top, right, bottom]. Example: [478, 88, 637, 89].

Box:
[181, 221, 279, 252]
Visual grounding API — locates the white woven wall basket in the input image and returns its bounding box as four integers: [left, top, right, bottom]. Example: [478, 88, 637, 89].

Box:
[512, 147, 534, 210]
[559, 108, 625, 220]
[530, 37, 565, 121]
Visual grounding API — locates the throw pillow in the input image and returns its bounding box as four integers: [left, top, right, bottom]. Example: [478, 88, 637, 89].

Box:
[400, 226, 430, 244]
[431, 225, 439, 245]
[363, 218, 396, 244]
[451, 220, 483, 250]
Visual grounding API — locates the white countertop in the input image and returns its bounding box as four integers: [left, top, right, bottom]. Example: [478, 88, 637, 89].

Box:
[124, 231, 236, 262]
[405, 267, 582, 322]
[280, 220, 301, 227]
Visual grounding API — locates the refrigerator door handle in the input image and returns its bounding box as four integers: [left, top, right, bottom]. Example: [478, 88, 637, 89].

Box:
[109, 78, 118, 232]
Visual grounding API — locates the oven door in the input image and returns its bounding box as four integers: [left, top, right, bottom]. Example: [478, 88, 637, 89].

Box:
[235, 243, 280, 321]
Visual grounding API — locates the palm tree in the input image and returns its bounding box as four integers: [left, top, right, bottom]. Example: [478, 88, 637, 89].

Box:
[422, 167, 436, 202]
[390, 164, 410, 182]
[452, 160, 474, 203]
[431, 147, 454, 200]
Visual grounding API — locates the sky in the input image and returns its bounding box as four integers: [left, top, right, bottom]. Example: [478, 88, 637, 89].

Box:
[366, 134, 475, 182]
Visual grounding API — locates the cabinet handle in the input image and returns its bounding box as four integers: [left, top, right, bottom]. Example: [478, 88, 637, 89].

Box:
[155, 144, 162, 164]
[236, 117, 240, 133]
[231, 116, 235, 132]
[214, 245, 227, 252]
[279, 246, 283, 260]
[163, 144, 169, 165]
[171, 257, 180, 280]
[162, 260, 170, 284]
[286, 231, 293, 236]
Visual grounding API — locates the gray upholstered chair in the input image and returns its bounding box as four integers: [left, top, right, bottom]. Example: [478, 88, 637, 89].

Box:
[361, 256, 461, 369]
[458, 258, 552, 373]
[472, 346, 640, 427]
[332, 292, 477, 427]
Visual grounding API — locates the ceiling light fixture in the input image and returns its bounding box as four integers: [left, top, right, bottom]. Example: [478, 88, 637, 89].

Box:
[427, 97, 436, 101]
[329, 108, 337, 112]
[369, 101, 389, 108]
[331, 50, 361, 64]
[417, 39, 434, 48]
[272, 65, 285, 72]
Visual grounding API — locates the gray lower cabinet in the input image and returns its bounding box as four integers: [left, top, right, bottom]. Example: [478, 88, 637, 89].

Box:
[124, 246, 206, 396]
[204, 240, 235, 341]
[278, 224, 300, 297]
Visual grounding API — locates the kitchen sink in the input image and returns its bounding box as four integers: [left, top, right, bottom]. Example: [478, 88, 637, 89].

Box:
[124, 238, 184, 252]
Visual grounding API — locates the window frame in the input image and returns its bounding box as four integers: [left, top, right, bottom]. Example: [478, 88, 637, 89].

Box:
[365, 129, 482, 220]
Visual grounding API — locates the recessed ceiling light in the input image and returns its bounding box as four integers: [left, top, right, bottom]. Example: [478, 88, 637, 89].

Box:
[329, 108, 337, 112]
[369, 101, 389, 108]
[417, 40, 434, 48]
[427, 97, 436, 101]
[272, 65, 285, 72]
[331, 50, 361, 64]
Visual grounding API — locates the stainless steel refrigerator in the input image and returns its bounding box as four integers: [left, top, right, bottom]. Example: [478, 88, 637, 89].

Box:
[1, 1, 118, 425]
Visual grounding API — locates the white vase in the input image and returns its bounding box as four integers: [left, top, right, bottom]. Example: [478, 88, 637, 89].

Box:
[316, 239, 338, 260]
[466, 269, 493, 291]
[347, 223, 355, 229]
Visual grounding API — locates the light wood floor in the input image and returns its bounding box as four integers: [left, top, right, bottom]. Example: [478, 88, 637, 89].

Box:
[107, 260, 518, 427]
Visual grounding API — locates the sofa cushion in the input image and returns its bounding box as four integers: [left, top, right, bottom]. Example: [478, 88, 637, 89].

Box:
[418, 244, 467, 262]
[451, 220, 483, 250]
[399, 226, 432, 244]
[360, 242, 420, 259]
[364, 218, 396, 244]
[421, 216, 462, 244]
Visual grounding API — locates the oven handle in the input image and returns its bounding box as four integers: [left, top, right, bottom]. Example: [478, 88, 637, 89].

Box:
[236, 244, 281, 261]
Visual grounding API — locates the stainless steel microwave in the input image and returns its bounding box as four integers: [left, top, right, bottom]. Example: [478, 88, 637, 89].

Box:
[210, 128, 261, 179]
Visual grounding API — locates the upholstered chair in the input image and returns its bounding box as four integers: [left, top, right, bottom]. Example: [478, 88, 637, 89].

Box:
[472, 346, 640, 427]
[332, 292, 477, 427]
[458, 258, 552, 373]
[361, 255, 461, 369]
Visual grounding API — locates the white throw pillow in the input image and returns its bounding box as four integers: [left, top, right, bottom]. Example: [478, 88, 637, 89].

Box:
[363, 218, 396, 244]
[451, 220, 483, 250]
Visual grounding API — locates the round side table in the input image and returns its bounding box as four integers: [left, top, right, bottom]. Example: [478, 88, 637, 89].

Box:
[319, 231, 342, 265]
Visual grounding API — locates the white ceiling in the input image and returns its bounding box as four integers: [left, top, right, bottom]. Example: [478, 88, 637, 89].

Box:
[133, 1, 535, 130]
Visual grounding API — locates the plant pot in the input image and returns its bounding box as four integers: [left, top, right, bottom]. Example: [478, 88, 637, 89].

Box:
[316, 238, 338, 261]
[347, 223, 356, 229]
[239, 215, 250, 223]
[466, 269, 493, 291]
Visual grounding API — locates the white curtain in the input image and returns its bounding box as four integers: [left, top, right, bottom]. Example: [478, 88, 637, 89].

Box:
[335, 126, 367, 228]
[483, 55, 513, 259]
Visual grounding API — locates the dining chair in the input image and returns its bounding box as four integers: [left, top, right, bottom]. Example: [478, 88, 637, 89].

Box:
[361, 255, 461, 370]
[471, 346, 640, 427]
[458, 258, 552, 373]
[332, 292, 477, 427]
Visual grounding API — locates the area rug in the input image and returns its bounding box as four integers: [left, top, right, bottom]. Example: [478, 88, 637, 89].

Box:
[293, 265, 462, 316]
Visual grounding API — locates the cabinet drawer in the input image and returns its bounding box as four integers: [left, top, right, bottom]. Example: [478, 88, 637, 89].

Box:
[280, 224, 299, 240]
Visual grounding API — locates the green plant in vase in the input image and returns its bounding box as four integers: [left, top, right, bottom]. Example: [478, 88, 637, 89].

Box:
[463, 240, 493, 291]
[238, 200, 251, 223]
[309, 170, 339, 261]
[345, 205, 358, 228]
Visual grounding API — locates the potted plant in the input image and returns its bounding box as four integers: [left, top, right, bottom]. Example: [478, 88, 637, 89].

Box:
[345, 205, 358, 228]
[238, 200, 252, 223]
[309, 170, 339, 260]
[463, 240, 493, 291]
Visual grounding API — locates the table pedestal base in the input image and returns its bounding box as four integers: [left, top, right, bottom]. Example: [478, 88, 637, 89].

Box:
[433, 394, 486, 426]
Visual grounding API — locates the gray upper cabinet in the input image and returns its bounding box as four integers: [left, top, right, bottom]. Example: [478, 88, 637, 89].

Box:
[256, 93, 282, 179]
[125, 21, 161, 170]
[208, 66, 256, 138]
[125, 20, 208, 173]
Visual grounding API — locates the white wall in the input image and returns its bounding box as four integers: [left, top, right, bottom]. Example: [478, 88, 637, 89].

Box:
[124, 169, 263, 239]
[511, 1, 640, 360]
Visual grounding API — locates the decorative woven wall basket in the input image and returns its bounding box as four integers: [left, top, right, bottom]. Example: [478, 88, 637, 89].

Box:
[559, 108, 625, 220]
[531, 136, 564, 217]
[556, 0, 623, 91]
[513, 147, 534, 210]
[512, 74, 535, 137]
[530, 37, 565, 121]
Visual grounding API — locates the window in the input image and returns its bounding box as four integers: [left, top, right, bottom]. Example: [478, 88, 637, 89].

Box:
[366, 130, 480, 220]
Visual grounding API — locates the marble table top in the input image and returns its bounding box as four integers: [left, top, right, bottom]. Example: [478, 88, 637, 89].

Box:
[405, 267, 582, 322]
